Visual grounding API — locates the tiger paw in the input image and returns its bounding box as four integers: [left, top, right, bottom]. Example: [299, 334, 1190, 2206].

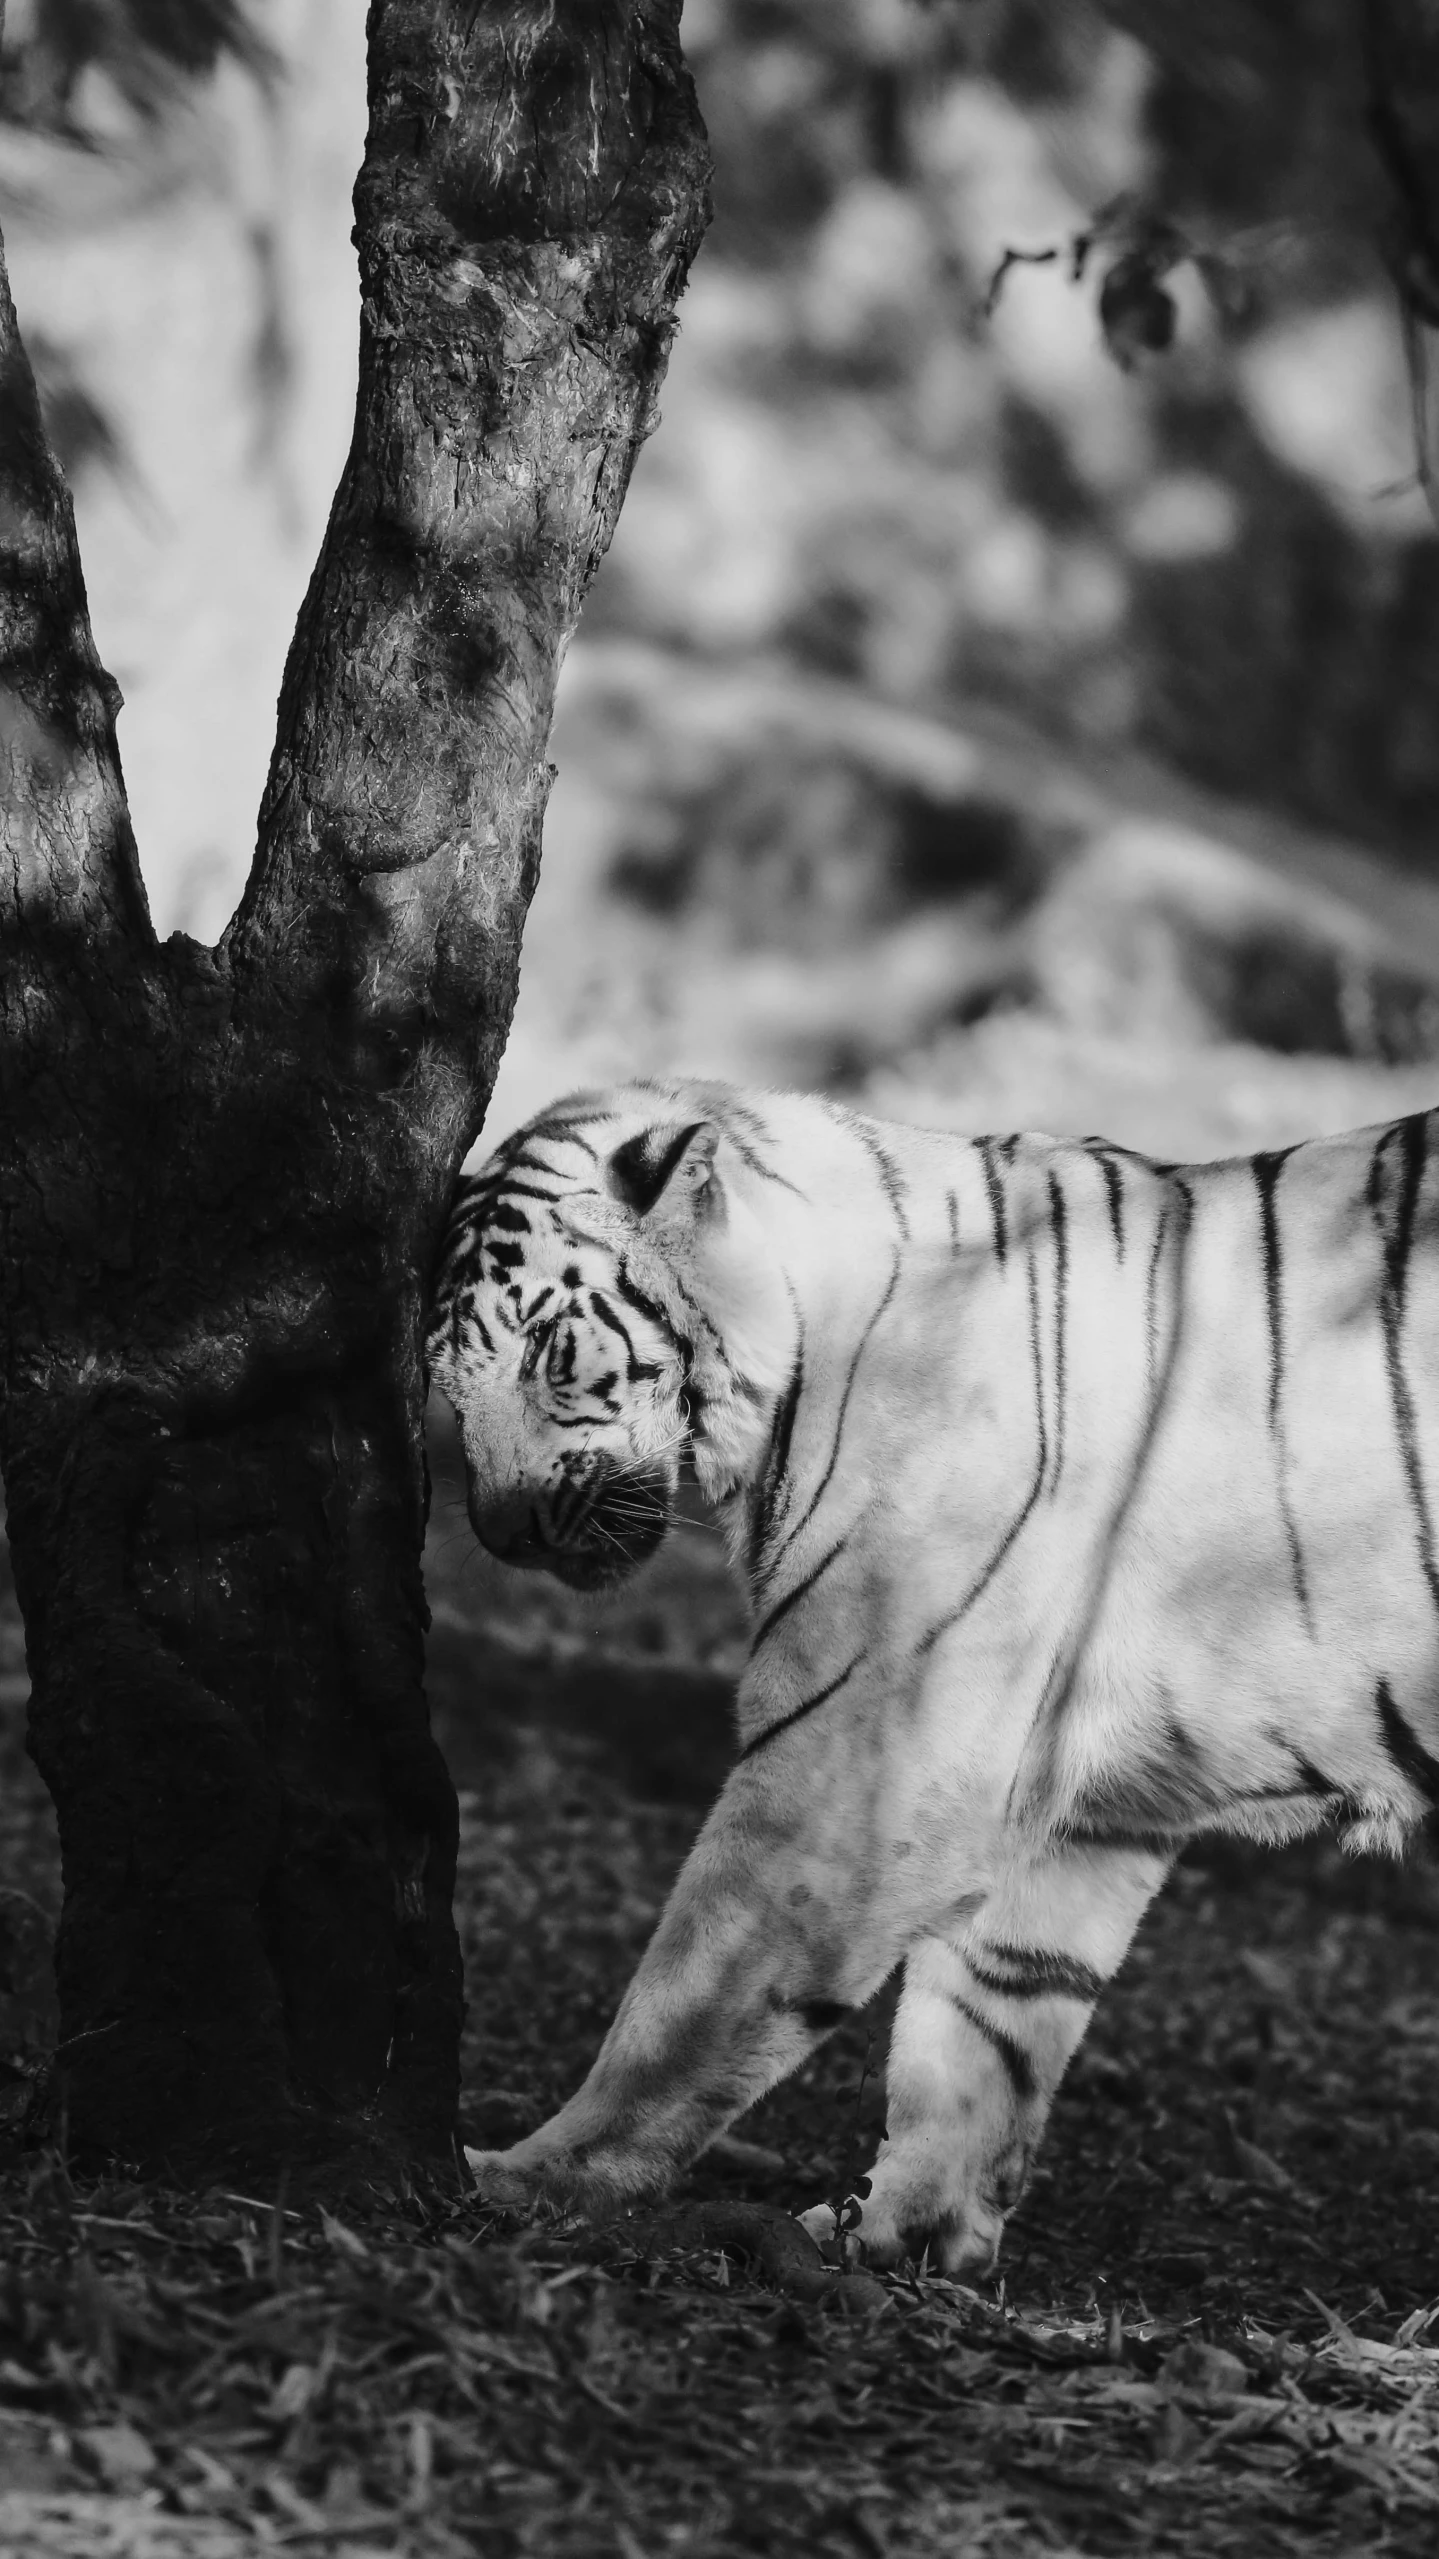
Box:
[797, 2158, 1005, 2277]
[463, 2130, 655, 2220]
[463, 2145, 549, 2211]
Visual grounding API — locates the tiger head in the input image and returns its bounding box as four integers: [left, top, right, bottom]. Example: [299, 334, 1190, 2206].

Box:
[426, 1090, 792, 1590]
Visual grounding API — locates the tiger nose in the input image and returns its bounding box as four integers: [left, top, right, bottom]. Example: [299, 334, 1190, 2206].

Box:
[467, 1485, 543, 1564]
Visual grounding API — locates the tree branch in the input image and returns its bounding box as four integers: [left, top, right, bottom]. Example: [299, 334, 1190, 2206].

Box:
[0, 245, 152, 960]
[226, 0, 711, 1157]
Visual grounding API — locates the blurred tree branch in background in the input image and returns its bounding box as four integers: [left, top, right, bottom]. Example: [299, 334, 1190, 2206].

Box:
[0, 0, 272, 137]
[1096, 0, 1439, 500]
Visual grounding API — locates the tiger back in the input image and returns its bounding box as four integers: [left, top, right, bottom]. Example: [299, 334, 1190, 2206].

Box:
[428, 1078, 1439, 2273]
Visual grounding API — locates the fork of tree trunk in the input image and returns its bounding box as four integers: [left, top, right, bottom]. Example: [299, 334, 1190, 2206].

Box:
[0, 0, 709, 2174]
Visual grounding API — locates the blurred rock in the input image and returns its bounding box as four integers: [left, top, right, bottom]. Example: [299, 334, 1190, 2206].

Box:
[608, 738, 1052, 953]
[76, 2422, 157, 2489]
[1161, 2339, 1250, 2400]
[1031, 820, 1439, 1059]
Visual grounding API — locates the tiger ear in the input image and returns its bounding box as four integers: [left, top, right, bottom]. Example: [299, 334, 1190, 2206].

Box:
[606, 1120, 721, 1221]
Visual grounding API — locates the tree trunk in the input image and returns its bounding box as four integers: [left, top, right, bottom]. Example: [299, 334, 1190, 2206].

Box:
[0, 0, 710, 2175]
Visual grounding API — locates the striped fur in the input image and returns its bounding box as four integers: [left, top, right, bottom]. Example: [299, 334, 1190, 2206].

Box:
[429, 1079, 1439, 2274]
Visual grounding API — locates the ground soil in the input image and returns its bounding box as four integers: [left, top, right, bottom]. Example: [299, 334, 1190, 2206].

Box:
[2, 1418, 1439, 2556]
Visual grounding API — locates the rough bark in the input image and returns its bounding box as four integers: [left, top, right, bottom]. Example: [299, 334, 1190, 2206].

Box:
[0, 0, 710, 2173]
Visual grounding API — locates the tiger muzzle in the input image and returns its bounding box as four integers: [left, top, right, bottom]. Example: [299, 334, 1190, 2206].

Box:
[563, 1463, 674, 1587]
[468, 1462, 675, 1589]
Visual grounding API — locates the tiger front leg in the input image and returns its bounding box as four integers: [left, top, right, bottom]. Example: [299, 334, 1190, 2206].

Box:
[800, 1842, 1172, 2275]
[464, 1759, 906, 2220]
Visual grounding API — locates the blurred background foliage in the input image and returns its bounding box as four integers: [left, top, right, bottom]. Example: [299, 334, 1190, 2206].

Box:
[6, 0, 1439, 1156]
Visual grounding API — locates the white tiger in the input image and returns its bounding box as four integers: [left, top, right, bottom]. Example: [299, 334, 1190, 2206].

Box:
[426, 1076, 1439, 2273]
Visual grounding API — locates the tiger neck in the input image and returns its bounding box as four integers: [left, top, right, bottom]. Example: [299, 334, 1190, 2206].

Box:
[680, 1095, 981, 1555]
[685, 1171, 901, 1539]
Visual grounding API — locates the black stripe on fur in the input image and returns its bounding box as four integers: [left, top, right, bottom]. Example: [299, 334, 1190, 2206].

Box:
[740, 1652, 866, 1760]
[947, 1996, 1036, 2101]
[966, 1944, 1106, 2005]
[1376, 1678, 1439, 1812]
